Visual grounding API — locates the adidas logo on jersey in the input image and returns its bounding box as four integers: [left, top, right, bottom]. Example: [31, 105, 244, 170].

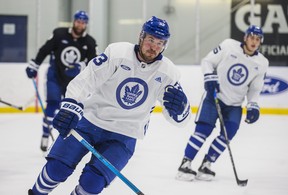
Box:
[155, 77, 162, 83]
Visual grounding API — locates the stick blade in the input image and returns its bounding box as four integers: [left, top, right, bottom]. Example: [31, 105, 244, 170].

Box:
[237, 179, 248, 187]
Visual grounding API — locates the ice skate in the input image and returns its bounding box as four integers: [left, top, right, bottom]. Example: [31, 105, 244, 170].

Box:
[175, 157, 196, 181]
[196, 158, 215, 181]
[40, 136, 49, 152]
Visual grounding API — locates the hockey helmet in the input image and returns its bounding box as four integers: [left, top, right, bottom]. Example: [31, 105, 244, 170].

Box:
[74, 10, 89, 23]
[141, 16, 170, 41]
[245, 25, 264, 43]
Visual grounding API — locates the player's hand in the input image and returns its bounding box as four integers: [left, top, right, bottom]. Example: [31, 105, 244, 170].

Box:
[64, 63, 82, 77]
[163, 85, 187, 116]
[52, 98, 84, 138]
[204, 73, 219, 97]
[245, 102, 260, 124]
[26, 59, 40, 78]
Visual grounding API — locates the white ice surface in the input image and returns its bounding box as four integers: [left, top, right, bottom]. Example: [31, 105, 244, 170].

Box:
[0, 113, 287, 195]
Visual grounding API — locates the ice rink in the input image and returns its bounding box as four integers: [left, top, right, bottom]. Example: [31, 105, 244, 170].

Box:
[0, 113, 287, 195]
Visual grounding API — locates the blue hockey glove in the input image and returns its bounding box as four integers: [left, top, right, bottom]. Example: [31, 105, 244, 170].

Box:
[64, 63, 82, 77]
[26, 59, 40, 78]
[204, 73, 219, 97]
[163, 85, 187, 116]
[245, 102, 260, 124]
[52, 98, 84, 138]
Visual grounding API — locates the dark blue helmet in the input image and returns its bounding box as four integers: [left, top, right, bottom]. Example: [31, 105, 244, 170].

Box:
[74, 10, 89, 23]
[245, 25, 264, 43]
[142, 16, 170, 40]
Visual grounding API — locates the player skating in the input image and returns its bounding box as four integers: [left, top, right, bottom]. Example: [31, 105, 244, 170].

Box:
[25, 10, 98, 151]
[28, 16, 191, 194]
[176, 25, 269, 182]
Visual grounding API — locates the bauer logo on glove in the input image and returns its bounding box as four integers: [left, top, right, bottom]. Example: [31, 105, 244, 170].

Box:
[62, 102, 84, 118]
[53, 98, 84, 138]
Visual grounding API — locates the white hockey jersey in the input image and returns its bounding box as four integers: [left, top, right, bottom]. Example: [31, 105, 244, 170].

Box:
[65, 42, 191, 139]
[202, 39, 269, 106]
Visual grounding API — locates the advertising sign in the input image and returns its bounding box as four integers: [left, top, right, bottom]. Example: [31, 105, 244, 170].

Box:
[231, 0, 288, 66]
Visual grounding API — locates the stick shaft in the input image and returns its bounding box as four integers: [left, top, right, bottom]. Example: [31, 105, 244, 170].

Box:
[0, 99, 23, 110]
[32, 79, 55, 141]
[214, 91, 248, 186]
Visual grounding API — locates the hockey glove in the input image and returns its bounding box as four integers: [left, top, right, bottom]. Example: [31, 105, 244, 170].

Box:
[163, 85, 187, 116]
[64, 62, 83, 77]
[245, 102, 260, 124]
[52, 98, 84, 138]
[26, 59, 40, 78]
[204, 73, 219, 97]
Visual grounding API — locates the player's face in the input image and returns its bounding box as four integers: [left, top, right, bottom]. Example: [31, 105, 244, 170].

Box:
[244, 34, 261, 55]
[138, 35, 166, 63]
[72, 20, 87, 37]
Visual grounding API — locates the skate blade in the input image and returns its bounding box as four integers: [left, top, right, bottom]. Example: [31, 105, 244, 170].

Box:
[175, 171, 195, 181]
[196, 172, 214, 181]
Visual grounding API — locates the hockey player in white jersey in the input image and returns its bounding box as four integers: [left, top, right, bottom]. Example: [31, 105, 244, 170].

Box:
[28, 16, 191, 195]
[176, 25, 269, 181]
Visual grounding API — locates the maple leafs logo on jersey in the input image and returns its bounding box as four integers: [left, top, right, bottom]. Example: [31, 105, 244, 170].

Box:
[232, 68, 245, 82]
[227, 64, 248, 86]
[61, 46, 81, 67]
[116, 78, 148, 109]
[65, 50, 78, 64]
[122, 84, 143, 105]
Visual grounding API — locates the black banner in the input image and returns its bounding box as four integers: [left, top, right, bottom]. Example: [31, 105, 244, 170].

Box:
[231, 0, 288, 66]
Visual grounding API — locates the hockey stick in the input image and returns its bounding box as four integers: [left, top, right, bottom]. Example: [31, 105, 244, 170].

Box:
[70, 129, 145, 195]
[0, 98, 23, 110]
[214, 91, 248, 186]
[32, 79, 55, 141]
[0, 95, 35, 111]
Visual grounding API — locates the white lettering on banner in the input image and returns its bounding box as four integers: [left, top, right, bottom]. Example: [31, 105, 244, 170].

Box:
[261, 45, 288, 56]
[235, 4, 261, 32]
[263, 5, 288, 33]
[235, 4, 288, 33]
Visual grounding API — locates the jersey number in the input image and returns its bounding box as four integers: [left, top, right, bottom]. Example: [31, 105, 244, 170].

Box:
[93, 53, 108, 66]
[213, 46, 221, 54]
